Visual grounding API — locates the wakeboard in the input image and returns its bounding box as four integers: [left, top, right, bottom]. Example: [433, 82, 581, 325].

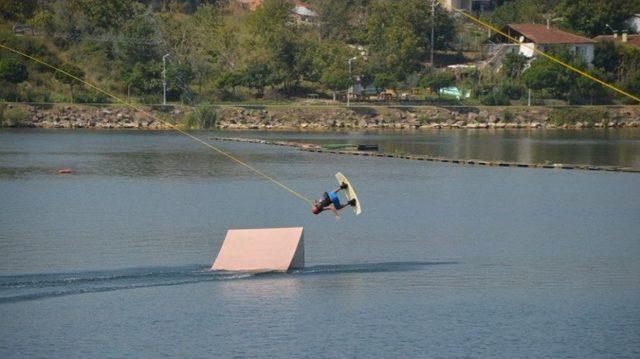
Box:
[335, 172, 362, 215]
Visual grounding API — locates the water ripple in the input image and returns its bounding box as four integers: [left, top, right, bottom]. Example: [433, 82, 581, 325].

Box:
[0, 261, 454, 303]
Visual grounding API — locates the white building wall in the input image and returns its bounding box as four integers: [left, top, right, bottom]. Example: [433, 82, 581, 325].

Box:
[518, 43, 536, 57]
[519, 43, 593, 64]
[627, 15, 640, 34]
[441, 0, 472, 11]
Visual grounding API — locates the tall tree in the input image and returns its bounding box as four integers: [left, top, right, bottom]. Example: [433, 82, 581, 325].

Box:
[557, 0, 640, 37]
[246, 0, 301, 90]
[364, 0, 455, 83]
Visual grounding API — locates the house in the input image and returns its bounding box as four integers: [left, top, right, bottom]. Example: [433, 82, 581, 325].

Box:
[593, 32, 640, 49]
[487, 23, 595, 64]
[291, 1, 318, 25]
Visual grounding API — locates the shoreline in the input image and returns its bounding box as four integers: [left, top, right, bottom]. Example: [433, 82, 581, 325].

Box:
[2, 103, 640, 130]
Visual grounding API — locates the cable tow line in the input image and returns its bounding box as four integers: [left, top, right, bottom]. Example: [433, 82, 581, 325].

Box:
[0, 42, 313, 204]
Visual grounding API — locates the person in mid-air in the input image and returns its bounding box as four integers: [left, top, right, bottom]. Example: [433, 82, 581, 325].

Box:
[311, 182, 356, 218]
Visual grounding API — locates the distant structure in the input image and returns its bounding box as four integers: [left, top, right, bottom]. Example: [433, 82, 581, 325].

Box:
[235, 0, 262, 11]
[594, 32, 640, 49]
[291, 1, 318, 25]
[441, 0, 497, 12]
[12, 24, 36, 36]
[487, 23, 595, 64]
[626, 14, 640, 34]
[233, 0, 318, 25]
[212, 227, 304, 272]
[441, 0, 472, 11]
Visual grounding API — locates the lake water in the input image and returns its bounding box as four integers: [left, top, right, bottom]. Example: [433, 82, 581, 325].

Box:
[1, 129, 639, 358]
[218, 128, 640, 168]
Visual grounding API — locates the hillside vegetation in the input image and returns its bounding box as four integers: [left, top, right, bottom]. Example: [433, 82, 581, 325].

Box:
[0, 0, 639, 106]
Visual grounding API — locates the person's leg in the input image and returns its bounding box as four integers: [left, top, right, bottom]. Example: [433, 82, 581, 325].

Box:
[333, 182, 348, 193]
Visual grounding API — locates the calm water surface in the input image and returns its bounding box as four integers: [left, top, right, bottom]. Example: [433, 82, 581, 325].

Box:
[221, 128, 640, 167]
[1, 129, 639, 358]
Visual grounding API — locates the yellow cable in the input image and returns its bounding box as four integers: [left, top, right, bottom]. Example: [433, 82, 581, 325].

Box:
[0, 42, 313, 204]
[442, 2, 640, 103]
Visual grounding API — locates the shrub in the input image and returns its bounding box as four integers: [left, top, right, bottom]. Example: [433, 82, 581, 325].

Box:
[499, 82, 525, 100]
[0, 82, 18, 101]
[1, 106, 30, 127]
[480, 91, 510, 105]
[417, 114, 437, 124]
[550, 108, 607, 126]
[502, 109, 514, 123]
[0, 57, 28, 84]
[182, 105, 217, 129]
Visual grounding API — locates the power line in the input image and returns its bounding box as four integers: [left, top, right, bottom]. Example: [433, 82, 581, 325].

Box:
[440, 1, 640, 103]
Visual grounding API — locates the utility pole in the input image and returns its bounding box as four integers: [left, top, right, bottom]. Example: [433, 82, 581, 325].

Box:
[162, 53, 170, 106]
[430, 0, 435, 66]
[347, 56, 357, 107]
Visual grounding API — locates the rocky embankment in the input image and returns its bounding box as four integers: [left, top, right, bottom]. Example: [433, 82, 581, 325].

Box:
[2, 103, 640, 130]
[1, 105, 174, 129]
[216, 106, 640, 130]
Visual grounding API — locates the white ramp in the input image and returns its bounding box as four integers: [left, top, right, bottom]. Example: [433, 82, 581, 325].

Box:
[211, 227, 304, 272]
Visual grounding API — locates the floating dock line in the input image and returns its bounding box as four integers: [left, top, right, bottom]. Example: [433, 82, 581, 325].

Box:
[210, 136, 640, 174]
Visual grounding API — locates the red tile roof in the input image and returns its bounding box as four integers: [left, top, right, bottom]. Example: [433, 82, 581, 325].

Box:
[593, 34, 640, 48]
[506, 24, 595, 44]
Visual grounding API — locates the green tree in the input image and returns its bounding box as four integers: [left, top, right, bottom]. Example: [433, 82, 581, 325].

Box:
[522, 46, 584, 100]
[320, 64, 350, 100]
[315, 0, 353, 41]
[557, 0, 640, 37]
[625, 70, 640, 101]
[54, 63, 85, 102]
[242, 60, 271, 98]
[593, 40, 620, 74]
[372, 73, 396, 90]
[67, 0, 133, 32]
[365, 0, 455, 81]
[166, 62, 195, 102]
[522, 60, 568, 97]
[0, 0, 37, 22]
[118, 16, 160, 66]
[125, 61, 162, 96]
[419, 71, 456, 97]
[487, 0, 554, 28]
[215, 70, 243, 96]
[569, 68, 613, 105]
[0, 57, 28, 84]
[247, 0, 301, 91]
[502, 53, 528, 79]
